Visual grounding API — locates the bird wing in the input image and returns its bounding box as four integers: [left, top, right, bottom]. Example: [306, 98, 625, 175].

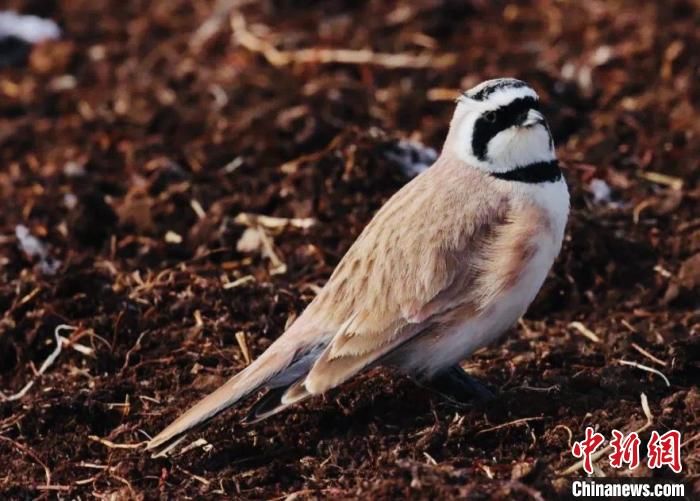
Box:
[299, 160, 510, 394]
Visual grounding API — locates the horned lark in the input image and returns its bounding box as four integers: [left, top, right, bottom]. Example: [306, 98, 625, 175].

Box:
[147, 78, 569, 450]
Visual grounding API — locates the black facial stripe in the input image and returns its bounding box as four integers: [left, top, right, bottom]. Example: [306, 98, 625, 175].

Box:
[465, 79, 528, 101]
[471, 97, 540, 161]
[490, 160, 562, 183]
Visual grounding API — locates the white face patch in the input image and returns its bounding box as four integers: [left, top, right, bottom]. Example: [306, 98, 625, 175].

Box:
[448, 79, 555, 174]
[485, 124, 555, 172]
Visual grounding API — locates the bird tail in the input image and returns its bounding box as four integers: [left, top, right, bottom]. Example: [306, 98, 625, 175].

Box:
[146, 333, 314, 451]
[242, 378, 311, 424]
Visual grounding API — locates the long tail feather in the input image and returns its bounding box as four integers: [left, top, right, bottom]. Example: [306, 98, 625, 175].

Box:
[244, 378, 313, 424]
[146, 344, 296, 450]
[242, 386, 289, 424]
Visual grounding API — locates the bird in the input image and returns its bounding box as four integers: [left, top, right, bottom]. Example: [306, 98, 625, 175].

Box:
[146, 78, 569, 451]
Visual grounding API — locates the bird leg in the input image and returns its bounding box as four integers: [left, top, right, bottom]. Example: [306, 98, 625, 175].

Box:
[418, 365, 495, 403]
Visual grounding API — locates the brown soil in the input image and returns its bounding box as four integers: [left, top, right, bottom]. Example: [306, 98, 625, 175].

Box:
[0, 0, 698, 499]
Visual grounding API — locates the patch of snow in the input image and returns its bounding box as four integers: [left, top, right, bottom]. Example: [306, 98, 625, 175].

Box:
[15, 224, 61, 275]
[384, 139, 437, 177]
[589, 178, 612, 204]
[0, 11, 61, 44]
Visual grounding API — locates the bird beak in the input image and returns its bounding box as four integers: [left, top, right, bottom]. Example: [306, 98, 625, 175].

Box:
[520, 109, 545, 128]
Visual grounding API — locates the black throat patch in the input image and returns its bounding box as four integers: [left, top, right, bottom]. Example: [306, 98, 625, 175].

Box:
[491, 160, 562, 183]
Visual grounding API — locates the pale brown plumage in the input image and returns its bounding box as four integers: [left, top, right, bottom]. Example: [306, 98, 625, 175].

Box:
[147, 79, 568, 450]
[302, 156, 516, 393]
[147, 155, 556, 450]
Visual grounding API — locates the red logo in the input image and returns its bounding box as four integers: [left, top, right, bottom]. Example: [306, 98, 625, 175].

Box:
[608, 430, 641, 469]
[571, 426, 605, 474]
[572, 427, 683, 473]
[647, 430, 682, 473]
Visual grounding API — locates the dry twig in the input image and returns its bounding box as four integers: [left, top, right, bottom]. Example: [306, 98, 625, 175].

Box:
[0, 324, 75, 402]
[475, 417, 543, 436]
[88, 435, 146, 449]
[569, 322, 602, 343]
[177, 465, 211, 486]
[223, 275, 255, 289]
[236, 331, 252, 365]
[552, 424, 574, 449]
[618, 359, 671, 387]
[231, 14, 457, 69]
[234, 212, 315, 231]
[121, 330, 149, 372]
[189, 0, 257, 51]
[638, 171, 683, 190]
[630, 342, 667, 367]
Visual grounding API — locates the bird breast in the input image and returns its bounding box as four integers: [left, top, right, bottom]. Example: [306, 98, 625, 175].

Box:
[396, 193, 566, 376]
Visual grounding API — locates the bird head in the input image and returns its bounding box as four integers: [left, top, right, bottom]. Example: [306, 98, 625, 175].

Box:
[447, 78, 555, 175]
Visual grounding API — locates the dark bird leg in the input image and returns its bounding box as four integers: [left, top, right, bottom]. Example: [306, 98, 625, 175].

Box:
[418, 365, 495, 403]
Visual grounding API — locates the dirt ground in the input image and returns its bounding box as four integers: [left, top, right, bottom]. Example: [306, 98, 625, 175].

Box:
[0, 0, 698, 498]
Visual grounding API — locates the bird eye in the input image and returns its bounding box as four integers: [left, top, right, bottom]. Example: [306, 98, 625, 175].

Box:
[484, 111, 496, 123]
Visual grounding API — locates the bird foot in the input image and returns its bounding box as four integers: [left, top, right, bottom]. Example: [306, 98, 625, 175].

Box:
[418, 365, 495, 404]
